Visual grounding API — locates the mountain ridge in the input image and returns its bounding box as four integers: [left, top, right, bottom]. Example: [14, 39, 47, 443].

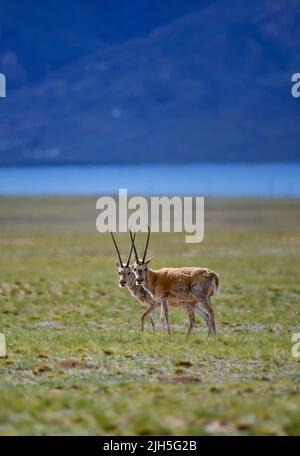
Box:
[0, 0, 299, 165]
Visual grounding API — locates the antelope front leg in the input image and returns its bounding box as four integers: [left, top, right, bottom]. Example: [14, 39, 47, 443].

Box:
[140, 305, 155, 332]
[161, 297, 171, 336]
[150, 309, 156, 333]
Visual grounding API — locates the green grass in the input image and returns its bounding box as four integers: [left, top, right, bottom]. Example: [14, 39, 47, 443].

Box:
[0, 197, 300, 435]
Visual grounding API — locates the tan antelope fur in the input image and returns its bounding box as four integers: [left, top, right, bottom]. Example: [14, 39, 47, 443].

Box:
[111, 232, 205, 333]
[130, 228, 219, 336]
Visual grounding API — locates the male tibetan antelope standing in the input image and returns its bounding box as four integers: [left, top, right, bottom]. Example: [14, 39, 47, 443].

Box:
[111, 232, 202, 334]
[130, 228, 219, 336]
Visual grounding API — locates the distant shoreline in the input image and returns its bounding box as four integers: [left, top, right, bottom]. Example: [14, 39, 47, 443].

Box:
[0, 163, 299, 197]
[0, 161, 300, 169]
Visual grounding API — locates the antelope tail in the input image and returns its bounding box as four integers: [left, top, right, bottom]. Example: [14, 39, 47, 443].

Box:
[209, 273, 220, 296]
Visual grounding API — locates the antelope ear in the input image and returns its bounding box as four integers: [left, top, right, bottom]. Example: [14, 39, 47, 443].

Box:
[145, 256, 153, 264]
[115, 261, 120, 268]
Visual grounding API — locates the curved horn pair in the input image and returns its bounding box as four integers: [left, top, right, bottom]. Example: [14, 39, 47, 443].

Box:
[129, 230, 138, 262]
[129, 226, 151, 264]
[110, 232, 135, 266]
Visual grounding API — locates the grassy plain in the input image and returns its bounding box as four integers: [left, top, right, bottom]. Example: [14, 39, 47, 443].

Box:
[0, 197, 300, 435]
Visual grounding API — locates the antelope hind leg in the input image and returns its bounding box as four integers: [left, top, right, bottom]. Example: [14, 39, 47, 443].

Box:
[194, 304, 210, 334]
[194, 296, 216, 336]
[186, 304, 196, 335]
[207, 296, 217, 335]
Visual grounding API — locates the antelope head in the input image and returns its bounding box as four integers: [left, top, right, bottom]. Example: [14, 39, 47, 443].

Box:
[130, 227, 153, 285]
[111, 232, 135, 288]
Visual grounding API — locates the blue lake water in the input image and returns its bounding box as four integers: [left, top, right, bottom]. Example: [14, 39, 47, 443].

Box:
[0, 164, 299, 196]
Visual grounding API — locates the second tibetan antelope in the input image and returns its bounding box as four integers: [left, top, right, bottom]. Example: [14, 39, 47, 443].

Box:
[111, 232, 206, 334]
[130, 228, 219, 336]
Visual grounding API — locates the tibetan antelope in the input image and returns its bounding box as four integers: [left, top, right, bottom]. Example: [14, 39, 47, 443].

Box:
[130, 228, 219, 336]
[111, 232, 202, 334]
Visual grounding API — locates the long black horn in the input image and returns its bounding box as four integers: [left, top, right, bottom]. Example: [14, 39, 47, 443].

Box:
[126, 232, 136, 266]
[110, 231, 123, 265]
[129, 230, 139, 262]
[142, 225, 151, 263]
